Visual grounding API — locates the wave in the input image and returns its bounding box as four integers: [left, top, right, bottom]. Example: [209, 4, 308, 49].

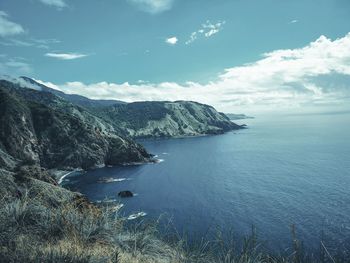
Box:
[97, 177, 130, 183]
[57, 171, 75, 185]
[94, 198, 118, 204]
[110, 204, 124, 212]
[127, 211, 147, 220]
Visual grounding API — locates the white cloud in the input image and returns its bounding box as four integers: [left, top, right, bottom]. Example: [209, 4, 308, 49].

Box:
[0, 75, 42, 91]
[186, 20, 225, 45]
[165, 36, 178, 45]
[39, 33, 350, 114]
[38, 0, 67, 8]
[34, 79, 62, 91]
[45, 52, 88, 60]
[0, 37, 61, 49]
[289, 19, 299, 24]
[0, 58, 32, 75]
[0, 11, 25, 37]
[128, 0, 173, 14]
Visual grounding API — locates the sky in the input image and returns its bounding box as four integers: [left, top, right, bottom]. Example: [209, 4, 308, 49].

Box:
[0, 0, 350, 114]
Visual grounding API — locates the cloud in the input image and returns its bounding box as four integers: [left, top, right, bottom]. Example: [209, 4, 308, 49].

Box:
[289, 19, 299, 24]
[0, 58, 33, 75]
[0, 37, 61, 49]
[128, 0, 173, 14]
[186, 20, 225, 45]
[165, 36, 178, 45]
[0, 11, 25, 37]
[38, 33, 350, 114]
[0, 75, 42, 91]
[34, 79, 62, 91]
[38, 0, 67, 8]
[45, 52, 88, 60]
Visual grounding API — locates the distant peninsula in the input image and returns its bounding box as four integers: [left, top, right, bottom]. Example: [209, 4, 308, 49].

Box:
[225, 113, 254, 120]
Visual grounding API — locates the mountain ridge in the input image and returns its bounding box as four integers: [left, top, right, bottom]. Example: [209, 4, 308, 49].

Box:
[19, 77, 244, 138]
[0, 82, 151, 171]
[0, 76, 244, 171]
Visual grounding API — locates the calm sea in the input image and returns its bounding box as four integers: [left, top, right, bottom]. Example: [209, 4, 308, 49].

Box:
[63, 112, 350, 251]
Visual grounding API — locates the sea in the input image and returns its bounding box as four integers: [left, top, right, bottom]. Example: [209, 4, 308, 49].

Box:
[62, 112, 350, 252]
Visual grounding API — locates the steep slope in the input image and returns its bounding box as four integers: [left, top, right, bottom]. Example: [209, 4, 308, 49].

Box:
[94, 101, 243, 138]
[0, 85, 150, 170]
[20, 76, 126, 108]
[18, 77, 244, 138]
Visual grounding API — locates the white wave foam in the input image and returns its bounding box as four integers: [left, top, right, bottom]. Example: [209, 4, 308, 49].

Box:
[127, 212, 147, 220]
[58, 171, 74, 185]
[94, 198, 118, 204]
[98, 177, 130, 183]
[110, 204, 124, 212]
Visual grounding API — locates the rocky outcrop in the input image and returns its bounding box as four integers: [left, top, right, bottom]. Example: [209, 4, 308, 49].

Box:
[93, 101, 244, 138]
[118, 190, 134, 198]
[0, 84, 151, 171]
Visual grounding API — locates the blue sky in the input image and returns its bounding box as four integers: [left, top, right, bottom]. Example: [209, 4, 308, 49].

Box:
[1, 0, 350, 113]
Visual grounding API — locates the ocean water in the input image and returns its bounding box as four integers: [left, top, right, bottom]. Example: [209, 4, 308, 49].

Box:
[63, 112, 350, 251]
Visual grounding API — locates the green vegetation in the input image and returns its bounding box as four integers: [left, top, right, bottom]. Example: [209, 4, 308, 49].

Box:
[93, 100, 242, 138]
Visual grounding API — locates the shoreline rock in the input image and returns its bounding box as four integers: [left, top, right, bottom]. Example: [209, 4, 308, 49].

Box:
[118, 190, 134, 198]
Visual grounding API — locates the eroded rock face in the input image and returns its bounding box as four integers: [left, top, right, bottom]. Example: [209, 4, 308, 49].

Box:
[0, 82, 151, 171]
[0, 88, 40, 166]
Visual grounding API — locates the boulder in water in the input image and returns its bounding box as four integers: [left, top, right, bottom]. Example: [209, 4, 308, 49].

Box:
[118, 190, 133, 198]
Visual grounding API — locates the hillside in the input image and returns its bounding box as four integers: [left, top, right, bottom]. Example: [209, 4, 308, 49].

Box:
[0, 83, 151, 171]
[18, 77, 244, 138]
[93, 101, 243, 138]
[0, 77, 248, 263]
[225, 113, 254, 120]
[20, 76, 126, 108]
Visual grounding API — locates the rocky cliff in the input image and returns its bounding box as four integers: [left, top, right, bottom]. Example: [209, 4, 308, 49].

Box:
[0, 77, 243, 170]
[19, 77, 244, 139]
[94, 101, 243, 138]
[0, 82, 150, 171]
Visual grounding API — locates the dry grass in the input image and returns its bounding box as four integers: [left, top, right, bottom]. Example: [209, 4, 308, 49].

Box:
[0, 183, 349, 263]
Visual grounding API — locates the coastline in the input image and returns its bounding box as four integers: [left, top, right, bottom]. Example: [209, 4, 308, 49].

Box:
[136, 128, 246, 142]
[53, 157, 161, 186]
[50, 169, 83, 185]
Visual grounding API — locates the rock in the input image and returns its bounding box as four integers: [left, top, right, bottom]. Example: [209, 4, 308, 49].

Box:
[92, 100, 244, 138]
[118, 190, 133, 198]
[0, 80, 151, 171]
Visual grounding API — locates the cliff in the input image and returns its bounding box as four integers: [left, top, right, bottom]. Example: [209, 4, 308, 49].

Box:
[0, 82, 150, 171]
[19, 77, 244, 139]
[93, 101, 243, 138]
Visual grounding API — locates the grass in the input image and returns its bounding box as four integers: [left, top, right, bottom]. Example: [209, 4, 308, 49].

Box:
[0, 174, 349, 262]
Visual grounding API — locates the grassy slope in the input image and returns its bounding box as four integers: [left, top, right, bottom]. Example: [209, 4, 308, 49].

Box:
[93, 101, 242, 138]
